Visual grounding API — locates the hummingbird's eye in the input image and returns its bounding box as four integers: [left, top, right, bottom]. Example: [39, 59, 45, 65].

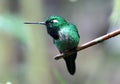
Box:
[50, 20, 58, 23]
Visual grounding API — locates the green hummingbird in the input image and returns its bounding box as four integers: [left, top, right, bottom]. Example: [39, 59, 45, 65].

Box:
[24, 16, 80, 75]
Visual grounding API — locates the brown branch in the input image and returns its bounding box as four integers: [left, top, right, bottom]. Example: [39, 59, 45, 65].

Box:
[54, 29, 120, 60]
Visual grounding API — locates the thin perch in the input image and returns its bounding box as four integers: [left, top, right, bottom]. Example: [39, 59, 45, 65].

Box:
[54, 29, 120, 60]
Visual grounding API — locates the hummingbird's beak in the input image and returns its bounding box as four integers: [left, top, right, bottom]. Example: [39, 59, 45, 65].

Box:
[24, 22, 46, 25]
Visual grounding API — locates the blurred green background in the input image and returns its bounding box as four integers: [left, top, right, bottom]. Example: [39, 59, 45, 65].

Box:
[0, 0, 120, 84]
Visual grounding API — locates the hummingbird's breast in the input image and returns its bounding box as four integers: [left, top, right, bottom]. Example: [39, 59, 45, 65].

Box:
[54, 27, 80, 52]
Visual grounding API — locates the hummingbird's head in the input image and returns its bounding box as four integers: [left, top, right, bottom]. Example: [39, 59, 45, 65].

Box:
[24, 16, 68, 28]
[45, 16, 67, 28]
[24, 16, 68, 39]
[44, 16, 68, 39]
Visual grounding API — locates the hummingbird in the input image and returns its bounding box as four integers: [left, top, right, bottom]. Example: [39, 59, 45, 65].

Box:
[24, 16, 80, 75]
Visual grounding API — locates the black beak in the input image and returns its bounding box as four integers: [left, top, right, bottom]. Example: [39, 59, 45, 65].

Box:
[24, 22, 46, 25]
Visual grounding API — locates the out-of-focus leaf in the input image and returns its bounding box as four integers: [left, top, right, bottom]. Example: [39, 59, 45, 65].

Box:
[110, 0, 120, 24]
[54, 70, 66, 84]
[0, 14, 26, 43]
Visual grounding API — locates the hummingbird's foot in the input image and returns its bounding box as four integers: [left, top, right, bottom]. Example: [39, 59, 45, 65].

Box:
[54, 47, 77, 60]
[54, 53, 64, 60]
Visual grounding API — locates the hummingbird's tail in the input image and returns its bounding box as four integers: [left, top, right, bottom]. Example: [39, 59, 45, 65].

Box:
[64, 52, 77, 75]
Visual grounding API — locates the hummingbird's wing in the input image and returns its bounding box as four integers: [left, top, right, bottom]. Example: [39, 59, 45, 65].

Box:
[68, 23, 80, 38]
